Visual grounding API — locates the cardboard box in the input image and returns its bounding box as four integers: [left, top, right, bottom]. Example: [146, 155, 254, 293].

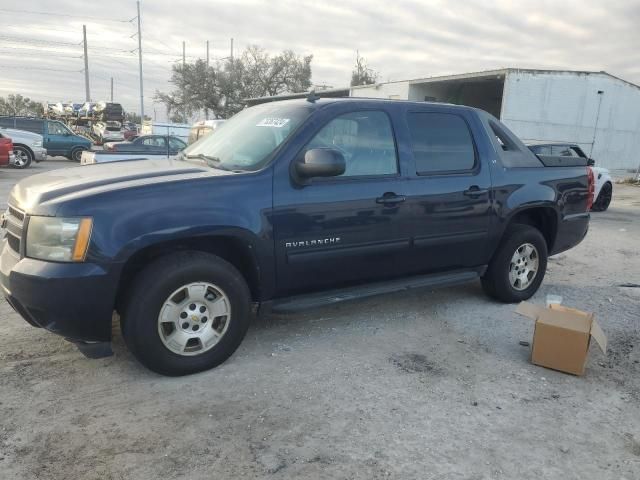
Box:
[515, 302, 607, 376]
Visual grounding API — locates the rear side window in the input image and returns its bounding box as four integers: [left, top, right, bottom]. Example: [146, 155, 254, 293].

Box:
[552, 145, 578, 157]
[531, 145, 551, 155]
[407, 112, 475, 174]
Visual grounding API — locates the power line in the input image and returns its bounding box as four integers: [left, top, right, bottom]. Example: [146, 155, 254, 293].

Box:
[3, 65, 83, 73]
[0, 8, 132, 23]
[0, 49, 82, 59]
[0, 36, 81, 47]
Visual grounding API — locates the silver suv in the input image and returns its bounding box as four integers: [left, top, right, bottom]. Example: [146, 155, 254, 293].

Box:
[0, 127, 47, 168]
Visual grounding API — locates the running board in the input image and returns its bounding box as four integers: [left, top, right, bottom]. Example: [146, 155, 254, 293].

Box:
[271, 268, 483, 313]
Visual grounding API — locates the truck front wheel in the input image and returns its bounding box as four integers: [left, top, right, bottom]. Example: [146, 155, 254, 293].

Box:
[122, 251, 252, 375]
[481, 224, 548, 303]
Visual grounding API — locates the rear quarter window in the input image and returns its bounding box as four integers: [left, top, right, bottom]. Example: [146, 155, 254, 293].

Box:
[480, 114, 542, 168]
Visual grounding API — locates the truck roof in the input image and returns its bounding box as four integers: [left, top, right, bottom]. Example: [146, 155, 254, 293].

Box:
[261, 97, 478, 113]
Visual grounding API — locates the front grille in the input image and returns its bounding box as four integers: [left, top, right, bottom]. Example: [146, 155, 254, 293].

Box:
[8, 206, 24, 222]
[4, 204, 25, 254]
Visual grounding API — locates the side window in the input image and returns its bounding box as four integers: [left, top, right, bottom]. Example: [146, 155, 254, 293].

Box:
[143, 137, 165, 147]
[532, 146, 552, 155]
[407, 112, 475, 174]
[169, 137, 186, 149]
[306, 111, 398, 177]
[552, 145, 577, 157]
[47, 122, 66, 135]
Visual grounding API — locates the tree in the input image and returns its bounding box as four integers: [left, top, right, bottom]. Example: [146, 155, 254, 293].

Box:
[350, 51, 378, 87]
[155, 46, 313, 120]
[0, 94, 44, 116]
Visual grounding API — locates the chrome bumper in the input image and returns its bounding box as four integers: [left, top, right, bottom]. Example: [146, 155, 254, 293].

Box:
[32, 147, 47, 162]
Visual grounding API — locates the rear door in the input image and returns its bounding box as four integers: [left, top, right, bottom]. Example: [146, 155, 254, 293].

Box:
[272, 107, 413, 296]
[404, 108, 492, 273]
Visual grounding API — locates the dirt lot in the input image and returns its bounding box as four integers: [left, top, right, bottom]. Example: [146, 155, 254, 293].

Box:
[0, 160, 638, 480]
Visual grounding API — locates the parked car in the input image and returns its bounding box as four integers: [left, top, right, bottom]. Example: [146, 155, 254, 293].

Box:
[1, 99, 593, 375]
[527, 142, 613, 211]
[123, 122, 138, 141]
[0, 136, 14, 167]
[0, 127, 47, 169]
[188, 119, 225, 144]
[104, 135, 187, 154]
[0, 116, 91, 162]
[92, 121, 125, 144]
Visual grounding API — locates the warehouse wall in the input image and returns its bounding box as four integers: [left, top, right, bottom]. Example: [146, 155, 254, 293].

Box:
[350, 82, 410, 99]
[501, 70, 640, 171]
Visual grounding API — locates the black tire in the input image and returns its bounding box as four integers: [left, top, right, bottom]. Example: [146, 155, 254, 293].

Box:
[591, 182, 612, 212]
[70, 148, 85, 162]
[11, 146, 33, 169]
[481, 224, 548, 303]
[122, 251, 252, 376]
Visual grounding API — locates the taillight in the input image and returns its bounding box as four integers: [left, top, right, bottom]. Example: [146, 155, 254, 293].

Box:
[586, 166, 595, 211]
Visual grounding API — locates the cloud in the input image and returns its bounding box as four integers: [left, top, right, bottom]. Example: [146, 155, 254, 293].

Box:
[0, 0, 638, 119]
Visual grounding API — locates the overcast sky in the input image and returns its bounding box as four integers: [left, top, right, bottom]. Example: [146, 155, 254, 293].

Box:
[1, 0, 638, 120]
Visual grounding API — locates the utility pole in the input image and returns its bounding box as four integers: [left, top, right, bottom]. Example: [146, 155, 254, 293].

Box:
[206, 40, 210, 67]
[82, 25, 90, 101]
[136, 0, 144, 120]
[110, 77, 113, 102]
[230, 38, 234, 61]
[182, 41, 186, 66]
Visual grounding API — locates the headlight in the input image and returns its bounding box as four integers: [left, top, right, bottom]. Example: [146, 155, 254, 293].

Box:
[26, 217, 93, 262]
[33, 140, 42, 147]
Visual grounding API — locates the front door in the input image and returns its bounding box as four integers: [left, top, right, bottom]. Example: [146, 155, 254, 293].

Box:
[272, 109, 412, 296]
[404, 108, 492, 273]
[44, 121, 71, 155]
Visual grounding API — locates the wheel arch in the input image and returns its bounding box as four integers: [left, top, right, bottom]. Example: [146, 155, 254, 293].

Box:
[503, 206, 558, 252]
[12, 143, 34, 157]
[114, 234, 263, 314]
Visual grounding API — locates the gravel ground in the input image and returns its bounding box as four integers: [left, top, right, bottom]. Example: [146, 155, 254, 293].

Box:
[0, 160, 638, 480]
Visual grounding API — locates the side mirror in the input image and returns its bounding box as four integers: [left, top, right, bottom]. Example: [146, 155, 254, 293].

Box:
[587, 158, 595, 166]
[294, 148, 346, 179]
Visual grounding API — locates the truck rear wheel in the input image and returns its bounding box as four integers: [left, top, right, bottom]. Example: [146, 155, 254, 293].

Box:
[122, 251, 251, 376]
[481, 224, 548, 303]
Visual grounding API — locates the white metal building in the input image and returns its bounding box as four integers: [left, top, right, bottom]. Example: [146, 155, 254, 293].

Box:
[350, 68, 640, 171]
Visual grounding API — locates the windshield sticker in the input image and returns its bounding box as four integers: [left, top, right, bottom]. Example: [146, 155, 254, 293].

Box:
[256, 117, 290, 128]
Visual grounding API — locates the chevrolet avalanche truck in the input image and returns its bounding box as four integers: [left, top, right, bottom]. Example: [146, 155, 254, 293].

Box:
[0, 99, 593, 376]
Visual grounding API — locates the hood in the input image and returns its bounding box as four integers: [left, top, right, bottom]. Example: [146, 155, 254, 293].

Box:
[0, 128, 43, 143]
[9, 158, 233, 213]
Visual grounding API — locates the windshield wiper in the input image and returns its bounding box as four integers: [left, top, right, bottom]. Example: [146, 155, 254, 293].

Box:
[184, 153, 228, 169]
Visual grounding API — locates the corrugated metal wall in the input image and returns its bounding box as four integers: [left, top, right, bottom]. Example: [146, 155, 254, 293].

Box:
[501, 70, 640, 171]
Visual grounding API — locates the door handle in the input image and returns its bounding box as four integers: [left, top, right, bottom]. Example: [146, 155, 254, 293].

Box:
[376, 193, 406, 205]
[463, 186, 489, 197]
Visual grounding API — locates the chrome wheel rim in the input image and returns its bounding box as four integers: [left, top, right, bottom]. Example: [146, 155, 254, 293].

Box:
[157, 282, 231, 356]
[509, 243, 539, 291]
[13, 150, 28, 167]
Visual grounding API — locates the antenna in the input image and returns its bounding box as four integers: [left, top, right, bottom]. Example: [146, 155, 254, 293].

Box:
[306, 89, 320, 103]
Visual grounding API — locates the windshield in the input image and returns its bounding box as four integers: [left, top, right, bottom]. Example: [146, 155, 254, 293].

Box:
[181, 103, 313, 171]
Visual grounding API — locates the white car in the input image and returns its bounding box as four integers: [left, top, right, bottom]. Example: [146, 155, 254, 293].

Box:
[0, 127, 47, 169]
[92, 121, 125, 144]
[527, 142, 613, 211]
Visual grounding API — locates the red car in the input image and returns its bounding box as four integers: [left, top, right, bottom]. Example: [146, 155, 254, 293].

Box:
[0, 135, 14, 166]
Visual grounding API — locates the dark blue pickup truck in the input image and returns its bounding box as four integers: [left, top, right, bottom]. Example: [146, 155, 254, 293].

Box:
[0, 99, 593, 375]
